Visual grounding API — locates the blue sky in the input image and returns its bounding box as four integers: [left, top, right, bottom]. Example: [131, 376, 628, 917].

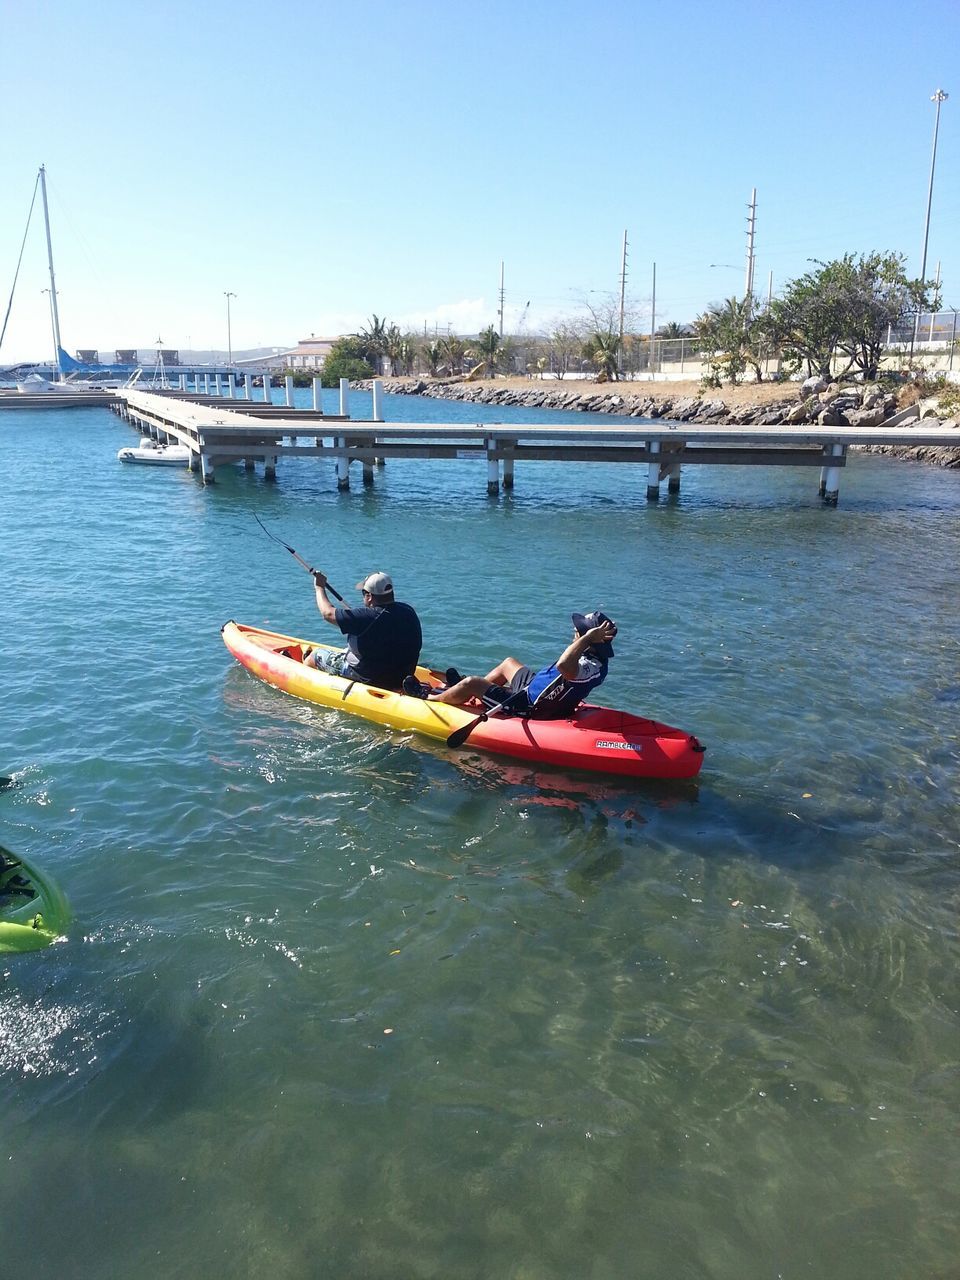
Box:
[2, 0, 957, 361]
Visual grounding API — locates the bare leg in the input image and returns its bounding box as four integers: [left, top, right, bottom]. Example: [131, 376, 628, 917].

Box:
[483, 657, 523, 684]
[427, 675, 491, 706]
[427, 658, 524, 707]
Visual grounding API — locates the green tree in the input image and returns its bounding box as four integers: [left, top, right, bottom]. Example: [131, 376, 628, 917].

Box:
[769, 254, 936, 381]
[835, 252, 935, 380]
[695, 296, 771, 384]
[320, 336, 374, 386]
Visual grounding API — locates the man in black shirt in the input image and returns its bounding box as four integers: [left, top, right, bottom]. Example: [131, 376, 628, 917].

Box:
[305, 570, 422, 690]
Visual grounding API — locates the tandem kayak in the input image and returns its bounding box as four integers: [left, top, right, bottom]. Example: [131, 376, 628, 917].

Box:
[0, 845, 70, 953]
[222, 622, 705, 780]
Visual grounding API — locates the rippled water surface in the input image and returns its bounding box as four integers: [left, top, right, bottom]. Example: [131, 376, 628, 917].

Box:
[1, 392, 958, 1279]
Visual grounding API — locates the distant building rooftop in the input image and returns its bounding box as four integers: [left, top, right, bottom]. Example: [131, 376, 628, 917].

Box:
[276, 336, 339, 370]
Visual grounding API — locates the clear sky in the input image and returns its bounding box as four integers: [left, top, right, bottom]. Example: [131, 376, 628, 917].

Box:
[2, 0, 957, 361]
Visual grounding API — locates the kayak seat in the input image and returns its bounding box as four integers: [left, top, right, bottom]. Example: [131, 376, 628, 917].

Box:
[278, 645, 304, 662]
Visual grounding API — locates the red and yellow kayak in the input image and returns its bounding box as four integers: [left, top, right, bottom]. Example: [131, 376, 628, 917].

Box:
[221, 622, 705, 780]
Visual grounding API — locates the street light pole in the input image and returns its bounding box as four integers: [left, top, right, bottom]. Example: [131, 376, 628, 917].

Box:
[914, 89, 948, 350]
[224, 291, 236, 364]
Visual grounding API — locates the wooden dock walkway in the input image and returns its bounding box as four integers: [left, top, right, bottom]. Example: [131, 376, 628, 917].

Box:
[114, 383, 959, 503]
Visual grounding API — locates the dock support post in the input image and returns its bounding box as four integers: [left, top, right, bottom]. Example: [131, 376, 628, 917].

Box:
[502, 445, 515, 490]
[285, 375, 294, 407]
[179, 374, 187, 391]
[366, 378, 383, 482]
[822, 443, 844, 505]
[339, 378, 350, 418]
[214, 374, 222, 397]
[244, 458, 255, 471]
[646, 442, 662, 500]
[204, 374, 211, 395]
[486, 437, 499, 495]
[244, 375, 253, 400]
[312, 377, 323, 412]
[265, 455, 277, 481]
[667, 462, 681, 494]
[188, 452, 199, 472]
[263, 374, 272, 404]
[227, 373, 236, 398]
[200, 453, 215, 484]
[336, 437, 349, 490]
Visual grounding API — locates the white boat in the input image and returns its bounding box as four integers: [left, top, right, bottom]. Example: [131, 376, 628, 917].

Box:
[117, 439, 191, 467]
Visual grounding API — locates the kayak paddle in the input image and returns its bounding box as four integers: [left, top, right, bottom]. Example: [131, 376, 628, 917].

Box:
[254, 514, 344, 601]
[446, 689, 528, 748]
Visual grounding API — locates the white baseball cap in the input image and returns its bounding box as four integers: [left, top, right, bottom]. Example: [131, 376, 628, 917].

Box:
[356, 571, 394, 595]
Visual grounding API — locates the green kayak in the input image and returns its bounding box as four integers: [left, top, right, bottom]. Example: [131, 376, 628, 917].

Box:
[0, 844, 70, 953]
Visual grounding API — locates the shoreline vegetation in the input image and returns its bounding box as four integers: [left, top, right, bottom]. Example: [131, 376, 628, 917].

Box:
[357, 375, 960, 469]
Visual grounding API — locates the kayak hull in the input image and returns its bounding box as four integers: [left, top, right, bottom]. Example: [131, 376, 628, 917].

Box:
[222, 622, 705, 780]
[0, 847, 70, 953]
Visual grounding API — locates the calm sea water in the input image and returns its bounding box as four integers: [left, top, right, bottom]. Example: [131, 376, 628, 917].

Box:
[1, 390, 958, 1280]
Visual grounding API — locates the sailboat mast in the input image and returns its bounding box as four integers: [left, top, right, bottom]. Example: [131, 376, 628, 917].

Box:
[38, 165, 64, 378]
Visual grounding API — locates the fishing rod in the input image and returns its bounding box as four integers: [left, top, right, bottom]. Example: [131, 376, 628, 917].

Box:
[253, 514, 344, 601]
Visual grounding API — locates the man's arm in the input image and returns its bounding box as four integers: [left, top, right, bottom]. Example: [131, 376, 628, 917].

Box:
[554, 621, 617, 679]
[313, 571, 339, 625]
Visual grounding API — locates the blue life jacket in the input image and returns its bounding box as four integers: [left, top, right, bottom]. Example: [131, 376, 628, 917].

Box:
[524, 655, 607, 719]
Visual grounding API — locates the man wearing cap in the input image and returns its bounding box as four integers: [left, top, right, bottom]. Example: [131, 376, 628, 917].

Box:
[305, 570, 423, 691]
[405, 611, 617, 720]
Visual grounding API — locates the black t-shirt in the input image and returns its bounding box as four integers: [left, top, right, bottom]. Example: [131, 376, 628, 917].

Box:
[334, 600, 422, 688]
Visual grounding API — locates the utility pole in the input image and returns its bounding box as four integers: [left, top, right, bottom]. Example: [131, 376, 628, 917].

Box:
[617, 229, 628, 375]
[498, 261, 505, 338]
[744, 187, 757, 315]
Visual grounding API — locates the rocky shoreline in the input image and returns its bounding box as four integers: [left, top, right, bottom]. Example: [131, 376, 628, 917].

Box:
[365, 378, 960, 469]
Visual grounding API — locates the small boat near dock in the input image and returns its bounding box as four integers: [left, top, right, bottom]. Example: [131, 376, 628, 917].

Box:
[117, 439, 190, 466]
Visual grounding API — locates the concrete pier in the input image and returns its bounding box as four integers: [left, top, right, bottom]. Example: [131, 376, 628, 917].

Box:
[105, 388, 959, 503]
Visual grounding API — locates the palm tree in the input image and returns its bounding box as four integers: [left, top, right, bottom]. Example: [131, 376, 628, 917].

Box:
[472, 325, 500, 377]
[357, 314, 389, 374]
[422, 341, 443, 377]
[439, 334, 466, 376]
[582, 329, 622, 381]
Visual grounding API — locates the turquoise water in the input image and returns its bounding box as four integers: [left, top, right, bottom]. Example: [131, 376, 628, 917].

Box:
[1, 391, 958, 1280]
